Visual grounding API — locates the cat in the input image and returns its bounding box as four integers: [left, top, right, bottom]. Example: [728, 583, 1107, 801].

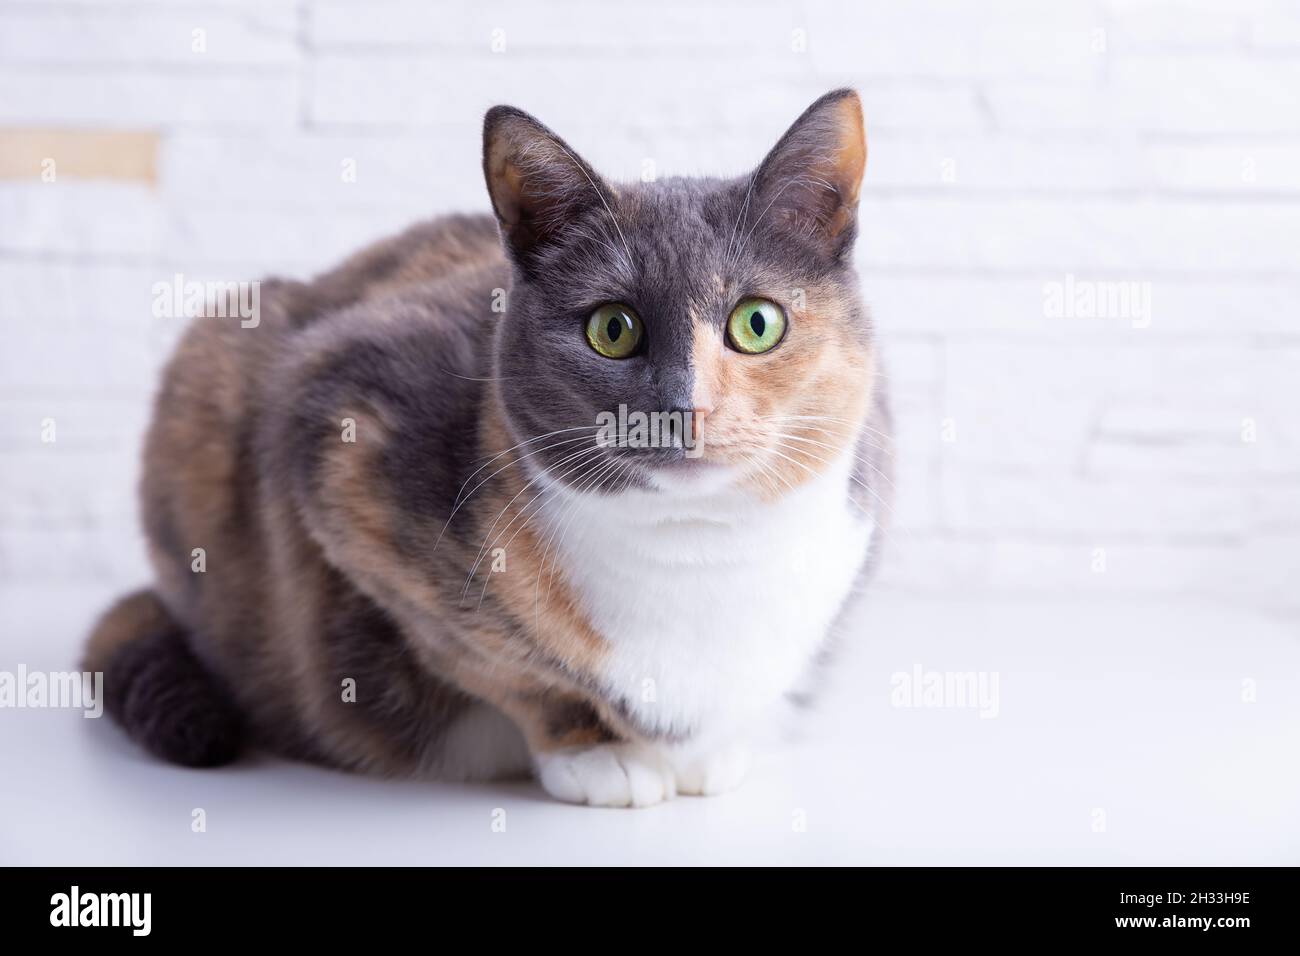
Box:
[83, 88, 892, 807]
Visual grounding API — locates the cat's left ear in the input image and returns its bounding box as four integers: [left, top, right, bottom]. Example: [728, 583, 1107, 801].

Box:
[482, 105, 615, 276]
[749, 88, 867, 261]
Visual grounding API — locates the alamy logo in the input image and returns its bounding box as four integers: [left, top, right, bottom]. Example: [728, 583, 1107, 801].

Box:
[152, 272, 261, 328]
[0, 667, 103, 718]
[889, 664, 1000, 718]
[50, 886, 151, 936]
[595, 404, 702, 457]
[1043, 273, 1151, 329]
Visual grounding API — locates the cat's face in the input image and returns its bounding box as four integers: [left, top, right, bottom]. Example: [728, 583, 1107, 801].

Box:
[484, 90, 874, 499]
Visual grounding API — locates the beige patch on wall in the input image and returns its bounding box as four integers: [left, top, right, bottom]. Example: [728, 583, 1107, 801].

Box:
[0, 129, 158, 183]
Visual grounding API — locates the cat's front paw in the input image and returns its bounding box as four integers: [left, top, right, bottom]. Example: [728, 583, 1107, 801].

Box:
[535, 744, 676, 808]
[673, 742, 750, 797]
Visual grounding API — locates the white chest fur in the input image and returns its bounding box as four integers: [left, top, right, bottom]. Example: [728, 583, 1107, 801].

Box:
[537, 450, 873, 749]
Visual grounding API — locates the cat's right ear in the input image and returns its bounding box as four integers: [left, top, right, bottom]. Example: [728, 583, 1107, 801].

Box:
[482, 106, 613, 276]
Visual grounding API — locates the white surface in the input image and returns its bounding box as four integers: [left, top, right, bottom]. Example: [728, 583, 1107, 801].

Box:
[2, 586, 1296, 865]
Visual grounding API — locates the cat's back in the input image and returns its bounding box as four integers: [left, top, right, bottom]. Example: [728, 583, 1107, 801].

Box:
[305, 213, 504, 319]
[151, 212, 503, 418]
[140, 213, 506, 629]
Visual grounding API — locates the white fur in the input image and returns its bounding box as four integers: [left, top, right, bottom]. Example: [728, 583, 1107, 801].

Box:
[537, 448, 873, 765]
[536, 743, 676, 807]
[674, 740, 751, 796]
[534, 738, 752, 807]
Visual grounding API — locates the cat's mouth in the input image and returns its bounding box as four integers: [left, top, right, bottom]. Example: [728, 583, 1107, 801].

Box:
[651, 456, 725, 475]
[645, 456, 736, 494]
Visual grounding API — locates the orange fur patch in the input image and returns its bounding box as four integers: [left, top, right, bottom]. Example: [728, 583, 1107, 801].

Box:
[690, 281, 874, 500]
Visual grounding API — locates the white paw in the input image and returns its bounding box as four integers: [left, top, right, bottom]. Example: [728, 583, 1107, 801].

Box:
[535, 744, 677, 808]
[674, 743, 750, 797]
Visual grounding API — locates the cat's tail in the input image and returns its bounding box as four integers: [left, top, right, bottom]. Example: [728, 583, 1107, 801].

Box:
[82, 588, 244, 767]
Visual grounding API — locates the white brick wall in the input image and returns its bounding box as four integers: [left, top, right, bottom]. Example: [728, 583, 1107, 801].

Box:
[1, 0, 1297, 616]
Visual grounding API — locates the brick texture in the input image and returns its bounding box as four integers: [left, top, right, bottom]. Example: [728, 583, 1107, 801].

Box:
[1, 0, 1297, 616]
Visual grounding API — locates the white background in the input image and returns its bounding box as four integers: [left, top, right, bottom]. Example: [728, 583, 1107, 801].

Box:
[1, 0, 1298, 864]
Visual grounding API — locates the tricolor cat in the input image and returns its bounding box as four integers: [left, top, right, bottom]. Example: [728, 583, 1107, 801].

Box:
[84, 89, 893, 807]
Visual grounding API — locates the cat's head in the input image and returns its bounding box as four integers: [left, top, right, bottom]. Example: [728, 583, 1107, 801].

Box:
[483, 89, 874, 499]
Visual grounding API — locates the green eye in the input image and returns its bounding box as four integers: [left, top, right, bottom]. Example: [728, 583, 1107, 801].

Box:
[586, 303, 643, 359]
[727, 298, 787, 354]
